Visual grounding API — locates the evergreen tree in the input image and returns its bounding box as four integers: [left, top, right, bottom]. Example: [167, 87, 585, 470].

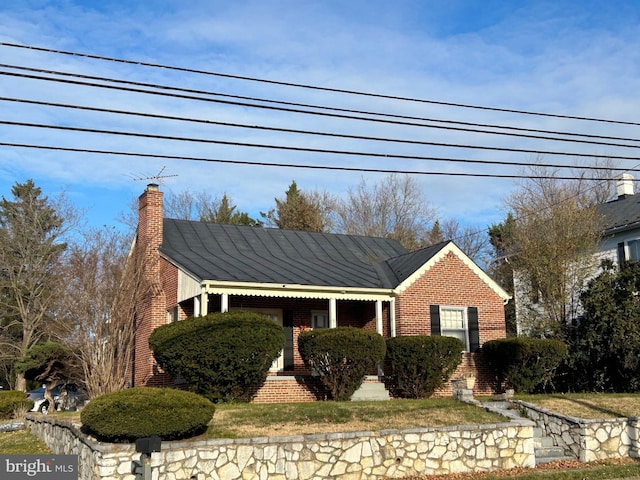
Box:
[200, 194, 262, 226]
[569, 260, 640, 391]
[262, 181, 330, 232]
[0, 180, 70, 390]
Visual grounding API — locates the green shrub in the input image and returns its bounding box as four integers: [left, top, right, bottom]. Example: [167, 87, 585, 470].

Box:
[482, 337, 567, 393]
[385, 336, 464, 398]
[80, 387, 215, 442]
[298, 327, 386, 401]
[0, 390, 34, 419]
[149, 311, 285, 402]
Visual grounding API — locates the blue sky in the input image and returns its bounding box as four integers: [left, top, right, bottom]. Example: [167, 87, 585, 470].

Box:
[1, 0, 640, 234]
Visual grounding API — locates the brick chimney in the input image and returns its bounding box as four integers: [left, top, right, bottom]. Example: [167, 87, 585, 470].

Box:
[617, 173, 635, 199]
[133, 183, 168, 387]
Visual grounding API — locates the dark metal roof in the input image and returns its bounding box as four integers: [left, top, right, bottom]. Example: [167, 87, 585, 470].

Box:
[597, 194, 640, 235]
[160, 219, 443, 289]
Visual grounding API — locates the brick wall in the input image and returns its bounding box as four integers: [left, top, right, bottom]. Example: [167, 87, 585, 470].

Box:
[396, 250, 507, 395]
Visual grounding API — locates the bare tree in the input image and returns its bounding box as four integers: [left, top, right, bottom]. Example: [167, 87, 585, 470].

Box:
[164, 189, 200, 220]
[336, 174, 436, 250]
[504, 166, 603, 339]
[56, 226, 146, 398]
[424, 218, 492, 266]
[0, 180, 77, 391]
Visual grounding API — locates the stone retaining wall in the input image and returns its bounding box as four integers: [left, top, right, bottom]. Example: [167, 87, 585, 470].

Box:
[517, 401, 640, 462]
[26, 414, 535, 480]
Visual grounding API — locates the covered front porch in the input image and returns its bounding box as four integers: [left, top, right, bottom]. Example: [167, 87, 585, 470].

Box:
[171, 276, 397, 401]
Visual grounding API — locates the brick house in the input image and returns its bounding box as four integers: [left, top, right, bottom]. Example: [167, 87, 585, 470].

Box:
[132, 184, 509, 402]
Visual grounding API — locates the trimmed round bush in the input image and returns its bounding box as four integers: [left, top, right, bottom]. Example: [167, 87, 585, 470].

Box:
[298, 327, 386, 401]
[482, 337, 567, 393]
[385, 336, 464, 398]
[80, 387, 215, 442]
[149, 311, 285, 402]
[0, 390, 34, 419]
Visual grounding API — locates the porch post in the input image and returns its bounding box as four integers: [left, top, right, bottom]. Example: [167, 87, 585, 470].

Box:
[329, 298, 337, 328]
[221, 293, 229, 313]
[200, 288, 208, 316]
[194, 295, 201, 317]
[390, 298, 396, 337]
[375, 300, 383, 335]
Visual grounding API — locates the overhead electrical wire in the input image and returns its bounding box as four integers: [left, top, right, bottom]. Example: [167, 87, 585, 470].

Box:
[5, 119, 640, 165]
[3, 41, 640, 127]
[1, 142, 632, 181]
[3, 97, 640, 167]
[1, 62, 639, 146]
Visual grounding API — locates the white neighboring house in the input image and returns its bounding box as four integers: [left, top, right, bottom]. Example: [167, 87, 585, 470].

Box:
[515, 174, 640, 335]
[596, 173, 640, 266]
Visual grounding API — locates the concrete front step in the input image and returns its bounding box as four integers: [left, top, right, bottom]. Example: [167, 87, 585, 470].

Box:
[535, 454, 575, 466]
[350, 378, 390, 401]
[535, 442, 572, 465]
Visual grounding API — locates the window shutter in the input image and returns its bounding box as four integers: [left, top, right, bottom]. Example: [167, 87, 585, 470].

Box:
[618, 242, 626, 264]
[430, 305, 441, 335]
[283, 310, 294, 370]
[468, 307, 480, 353]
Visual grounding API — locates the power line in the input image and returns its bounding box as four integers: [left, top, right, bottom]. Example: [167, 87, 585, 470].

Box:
[3, 142, 636, 181]
[5, 119, 640, 165]
[2, 62, 639, 146]
[3, 41, 639, 127]
[3, 97, 640, 167]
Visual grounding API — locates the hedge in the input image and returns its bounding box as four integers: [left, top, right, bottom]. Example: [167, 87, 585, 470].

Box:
[80, 387, 215, 442]
[298, 327, 386, 401]
[385, 336, 464, 398]
[482, 337, 567, 393]
[149, 311, 285, 402]
[0, 390, 34, 419]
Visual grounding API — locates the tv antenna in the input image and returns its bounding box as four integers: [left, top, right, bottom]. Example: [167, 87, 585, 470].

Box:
[130, 166, 178, 184]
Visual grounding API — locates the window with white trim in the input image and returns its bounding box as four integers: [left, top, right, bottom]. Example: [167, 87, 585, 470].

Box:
[618, 239, 640, 264]
[167, 306, 179, 323]
[439, 306, 469, 351]
[311, 310, 329, 329]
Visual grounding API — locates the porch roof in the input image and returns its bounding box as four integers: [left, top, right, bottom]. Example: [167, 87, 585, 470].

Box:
[160, 219, 449, 290]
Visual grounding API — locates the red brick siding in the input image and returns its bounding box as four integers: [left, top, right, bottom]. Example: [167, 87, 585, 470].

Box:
[395, 251, 506, 395]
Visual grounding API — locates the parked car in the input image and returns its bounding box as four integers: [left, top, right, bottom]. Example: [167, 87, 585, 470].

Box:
[26, 382, 86, 414]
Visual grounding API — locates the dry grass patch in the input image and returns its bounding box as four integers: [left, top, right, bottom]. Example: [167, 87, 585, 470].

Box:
[208, 398, 504, 439]
[517, 393, 640, 419]
[0, 429, 51, 454]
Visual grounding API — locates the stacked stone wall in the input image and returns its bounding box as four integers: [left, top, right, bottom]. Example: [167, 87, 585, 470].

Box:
[26, 415, 534, 480]
[517, 401, 640, 462]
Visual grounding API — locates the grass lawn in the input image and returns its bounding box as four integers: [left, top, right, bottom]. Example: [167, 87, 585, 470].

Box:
[515, 392, 640, 419]
[0, 428, 51, 454]
[208, 398, 503, 438]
